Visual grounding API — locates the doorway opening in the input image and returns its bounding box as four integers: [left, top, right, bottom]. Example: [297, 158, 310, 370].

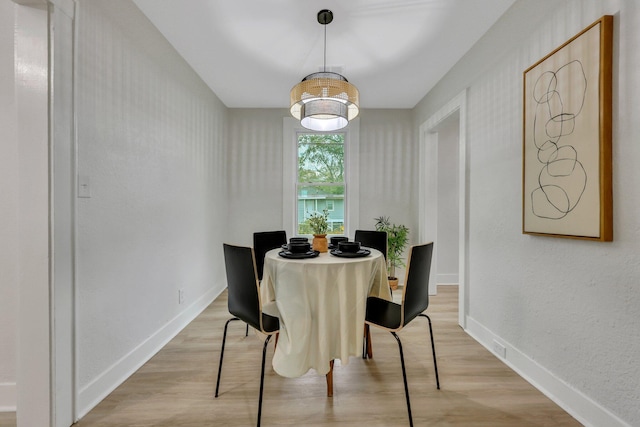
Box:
[419, 90, 467, 328]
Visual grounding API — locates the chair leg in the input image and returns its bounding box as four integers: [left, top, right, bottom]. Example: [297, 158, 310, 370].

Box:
[362, 324, 368, 359]
[418, 314, 440, 389]
[215, 317, 240, 398]
[246, 323, 249, 336]
[391, 332, 413, 427]
[257, 334, 273, 427]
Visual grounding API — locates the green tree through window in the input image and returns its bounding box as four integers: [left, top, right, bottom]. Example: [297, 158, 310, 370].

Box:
[297, 134, 345, 235]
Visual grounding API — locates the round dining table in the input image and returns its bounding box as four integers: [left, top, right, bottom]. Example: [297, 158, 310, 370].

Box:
[259, 246, 391, 395]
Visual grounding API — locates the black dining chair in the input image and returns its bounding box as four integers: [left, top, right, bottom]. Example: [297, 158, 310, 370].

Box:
[249, 230, 287, 336]
[363, 242, 439, 427]
[355, 229, 392, 298]
[253, 230, 287, 281]
[216, 244, 280, 427]
[354, 229, 388, 260]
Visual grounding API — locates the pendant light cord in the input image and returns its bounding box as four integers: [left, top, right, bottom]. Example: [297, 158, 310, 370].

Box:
[323, 22, 327, 72]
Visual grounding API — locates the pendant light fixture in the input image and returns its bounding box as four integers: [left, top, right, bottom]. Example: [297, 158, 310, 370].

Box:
[290, 9, 359, 132]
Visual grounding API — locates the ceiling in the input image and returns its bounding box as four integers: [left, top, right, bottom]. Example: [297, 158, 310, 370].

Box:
[132, 0, 517, 110]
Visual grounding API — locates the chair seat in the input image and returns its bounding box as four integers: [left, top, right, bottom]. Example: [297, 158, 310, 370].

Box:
[261, 312, 279, 334]
[365, 296, 402, 330]
[243, 312, 279, 334]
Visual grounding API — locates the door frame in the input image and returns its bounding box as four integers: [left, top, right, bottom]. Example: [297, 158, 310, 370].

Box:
[419, 89, 468, 328]
[14, 0, 76, 425]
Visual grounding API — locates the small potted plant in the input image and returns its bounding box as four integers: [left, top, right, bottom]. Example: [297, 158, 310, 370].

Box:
[374, 216, 409, 290]
[306, 209, 329, 252]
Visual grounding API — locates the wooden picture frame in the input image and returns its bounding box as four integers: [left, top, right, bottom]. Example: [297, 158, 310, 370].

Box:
[523, 15, 613, 241]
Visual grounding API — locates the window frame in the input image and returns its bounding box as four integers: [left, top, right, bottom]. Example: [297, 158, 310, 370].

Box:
[283, 117, 359, 238]
[326, 200, 335, 211]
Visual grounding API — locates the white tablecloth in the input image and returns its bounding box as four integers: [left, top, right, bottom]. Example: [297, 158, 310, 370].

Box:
[260, 248, 391, 378]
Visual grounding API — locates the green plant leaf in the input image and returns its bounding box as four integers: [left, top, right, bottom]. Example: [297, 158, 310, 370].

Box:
[374, 215, 409, 277]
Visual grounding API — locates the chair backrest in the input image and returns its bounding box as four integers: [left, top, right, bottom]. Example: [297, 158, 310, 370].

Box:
[253, 230, 287, 280]
[222, 243, 263, 330]
[401, 243, 434, 326]
[354, 229, 388, 260]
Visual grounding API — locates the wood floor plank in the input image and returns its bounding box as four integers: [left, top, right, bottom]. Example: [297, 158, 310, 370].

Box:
[0, 413, 15, 427]
[6, 286, 583, 426]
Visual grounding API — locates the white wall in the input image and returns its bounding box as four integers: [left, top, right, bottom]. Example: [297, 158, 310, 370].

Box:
[435, 112, 460, 284]
[74, 0, 228, 416]
[6, 0, 637, 424]
[226, 109, 288, 246]
[226, 108, 417, 277]
[414, 0, 640, 425]
[358, 110, 416, 236]
[0, 0, 18, 411]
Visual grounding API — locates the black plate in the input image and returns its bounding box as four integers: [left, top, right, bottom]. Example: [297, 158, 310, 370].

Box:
[330, 249, 371, 258]
[281, 244, 313, 250]
[278, 250, 320, 259]
[328, 242, 350, 250]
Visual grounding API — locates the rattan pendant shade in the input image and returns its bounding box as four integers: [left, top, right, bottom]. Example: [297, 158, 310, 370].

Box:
[290, 10, 359, 132]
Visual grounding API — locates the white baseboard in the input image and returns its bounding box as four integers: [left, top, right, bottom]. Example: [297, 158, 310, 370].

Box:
[76, 283, 225, 420]
[437, 273, 458, 285]
[465, 316, 631, 427]
[0, 382, 16, 412]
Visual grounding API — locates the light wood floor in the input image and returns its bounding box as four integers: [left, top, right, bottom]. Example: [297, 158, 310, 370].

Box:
[1, 286, 583, 427]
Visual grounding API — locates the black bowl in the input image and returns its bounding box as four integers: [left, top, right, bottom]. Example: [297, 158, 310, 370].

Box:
[338, 241, 361, 253]
[288, 242, 311, 253]
[289, 237, 309, 243]
[330, 236, 348, 246]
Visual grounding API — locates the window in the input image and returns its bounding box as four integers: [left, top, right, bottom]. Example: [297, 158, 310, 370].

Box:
[296, 134, 344, 235]
[283, 118, 359, 238]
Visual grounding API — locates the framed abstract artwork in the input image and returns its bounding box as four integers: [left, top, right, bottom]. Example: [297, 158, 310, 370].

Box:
[523, 15, 613, 241]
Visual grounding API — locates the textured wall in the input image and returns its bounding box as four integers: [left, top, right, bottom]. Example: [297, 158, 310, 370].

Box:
[358, 109, 416, 235]
[226, 109, 416, 250]
[75, 0, 228, 406]
[226, 109, 288, 246]
[8, 0, 637, 423]
[435, 112, 460, 282]
[415, 0, 640, 424]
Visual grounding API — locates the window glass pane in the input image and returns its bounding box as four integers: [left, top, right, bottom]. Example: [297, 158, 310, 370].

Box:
[296, 133, 345, 235]
[297, 134, 344, 183]
[297, 185, 344, 235]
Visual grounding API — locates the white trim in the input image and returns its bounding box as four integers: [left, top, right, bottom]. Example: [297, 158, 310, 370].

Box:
[50, 0, 74, 17]
[465, 316, 632, 427]
[0, 383, 16, 412]
[15, 4, 53, 426]
[282, 117, 360, 236]
[76, 285, 223, 419]
[51, 2, 76, 425]
[419, 89, 468, 328]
